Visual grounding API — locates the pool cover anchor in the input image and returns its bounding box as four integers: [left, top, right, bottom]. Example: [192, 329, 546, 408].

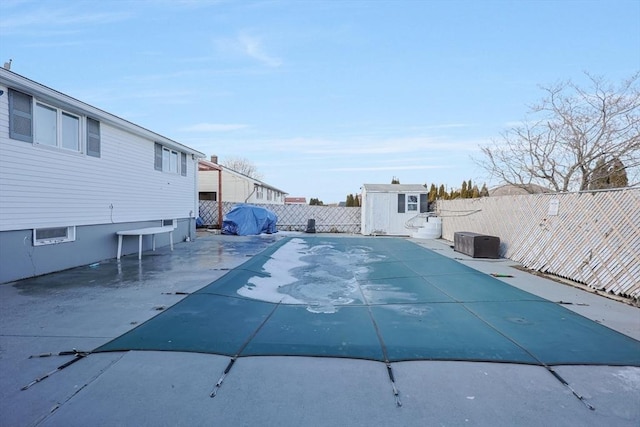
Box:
[21, 352, 88, 391]
[28, 349, 91, 359]
[386, 363, 402, 407]
[210, 358, 236, 398]
[547, 368, 595, 411]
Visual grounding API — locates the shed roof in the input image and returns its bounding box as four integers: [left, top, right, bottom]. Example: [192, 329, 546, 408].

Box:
[362, 184, 427, 193]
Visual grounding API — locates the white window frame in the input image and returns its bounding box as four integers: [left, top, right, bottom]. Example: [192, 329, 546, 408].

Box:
[161, 219, 176, 228]
[8, 89, 101, 156]
[407, 195, 418, 211]
[33, 226, 76, 246]
[34, 101, 82, 152]
[158, 144, 182, 174]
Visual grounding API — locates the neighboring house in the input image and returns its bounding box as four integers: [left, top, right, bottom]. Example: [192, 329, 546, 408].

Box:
[285, 197, 307, 204]
[198, 156, 287, 205]
[361, 184, 429, 236]
[0, 69, 204, 283]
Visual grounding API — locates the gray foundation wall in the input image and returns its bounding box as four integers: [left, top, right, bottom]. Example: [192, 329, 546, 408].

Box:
[0, 218, 194, 284]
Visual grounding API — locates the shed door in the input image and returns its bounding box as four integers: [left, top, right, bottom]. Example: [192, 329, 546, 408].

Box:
[370, 193, 391, 234]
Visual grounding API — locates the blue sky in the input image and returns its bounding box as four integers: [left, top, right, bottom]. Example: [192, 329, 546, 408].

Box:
[1, 0, 639, 203]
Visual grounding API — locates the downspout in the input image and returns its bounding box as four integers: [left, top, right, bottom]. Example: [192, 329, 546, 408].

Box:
[191, 155, 197, 241]
[245, 184, 257, 203]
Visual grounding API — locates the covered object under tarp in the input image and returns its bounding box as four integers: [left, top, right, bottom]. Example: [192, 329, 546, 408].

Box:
[221, 204, 278, 236]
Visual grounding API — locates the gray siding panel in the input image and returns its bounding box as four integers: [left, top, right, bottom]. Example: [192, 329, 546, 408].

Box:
[0, 219, 193, 283]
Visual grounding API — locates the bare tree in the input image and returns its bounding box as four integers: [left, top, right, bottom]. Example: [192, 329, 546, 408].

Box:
[221, 156, 263, 180]
[476, 72, 640, 192]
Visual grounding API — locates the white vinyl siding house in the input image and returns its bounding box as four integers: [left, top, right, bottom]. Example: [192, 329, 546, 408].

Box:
[361, 184, 429, 236]
[0, 69, 204, 283]
[198, 159, 287, 205]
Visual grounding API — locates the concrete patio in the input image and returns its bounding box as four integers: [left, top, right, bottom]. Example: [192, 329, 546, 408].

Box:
[1, 232, 638, 427]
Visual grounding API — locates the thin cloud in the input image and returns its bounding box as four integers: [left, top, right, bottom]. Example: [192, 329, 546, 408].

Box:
[181, 123, 249, 132]
[0, 7, 130, 35]
[238, 33, 282, 67]
[215, 32, 282, 67]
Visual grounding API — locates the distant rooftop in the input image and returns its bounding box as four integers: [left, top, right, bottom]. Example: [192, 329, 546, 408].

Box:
[362, 184, 427, 192]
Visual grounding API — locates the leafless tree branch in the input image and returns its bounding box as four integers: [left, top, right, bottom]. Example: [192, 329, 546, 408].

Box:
[475, 72, 640, 191]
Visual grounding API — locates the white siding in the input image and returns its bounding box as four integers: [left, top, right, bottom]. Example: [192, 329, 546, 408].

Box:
[198, 168, 285, 205]
[199, 170, 218, 193]
[0, 82, 198, 231]
[361, 189, 424, 236]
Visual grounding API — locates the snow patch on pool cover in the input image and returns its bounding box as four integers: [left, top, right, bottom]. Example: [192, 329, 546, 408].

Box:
[236, 238, 415, 313]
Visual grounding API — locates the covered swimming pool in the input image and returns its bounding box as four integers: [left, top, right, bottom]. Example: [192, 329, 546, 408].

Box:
[96, 236, 640, 367]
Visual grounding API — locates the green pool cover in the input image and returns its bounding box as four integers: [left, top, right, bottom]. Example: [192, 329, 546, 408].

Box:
[96, 236, 640, 366]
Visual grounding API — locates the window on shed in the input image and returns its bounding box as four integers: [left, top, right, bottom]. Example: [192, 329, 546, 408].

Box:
[399, 193, 428, 213]
[8, 89, 33, 142]
[407, 195, 418, 211]
[86, 118, 101, 157]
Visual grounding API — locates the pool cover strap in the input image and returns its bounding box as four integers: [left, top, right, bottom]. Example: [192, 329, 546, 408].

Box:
[210, 300, 282, 398]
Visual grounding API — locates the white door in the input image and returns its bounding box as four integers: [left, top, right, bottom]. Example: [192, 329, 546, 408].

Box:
[370, 193, 391, 235]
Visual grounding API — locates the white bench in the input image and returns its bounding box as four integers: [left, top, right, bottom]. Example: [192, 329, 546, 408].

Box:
[116, 226, 174, 260]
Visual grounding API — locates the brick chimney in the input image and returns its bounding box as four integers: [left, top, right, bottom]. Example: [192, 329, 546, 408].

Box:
[210, 155, 218, 164]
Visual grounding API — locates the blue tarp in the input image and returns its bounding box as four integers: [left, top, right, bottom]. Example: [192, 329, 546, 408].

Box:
[221, 204, 278, 236]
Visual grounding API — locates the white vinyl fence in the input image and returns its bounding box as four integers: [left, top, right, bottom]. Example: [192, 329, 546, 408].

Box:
[436, 188, 640, 300]
[199, 201, 361, 233]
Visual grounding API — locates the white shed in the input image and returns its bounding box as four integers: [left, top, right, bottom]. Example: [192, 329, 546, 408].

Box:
[361, 184, 429, 236]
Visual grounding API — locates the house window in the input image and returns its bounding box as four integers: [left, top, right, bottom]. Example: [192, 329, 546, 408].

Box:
[33, 102, 81, 151]
[199, 192, 217, 201]
[9, 88, 98, 155]
[62, 112, 80, 150]
[155, 142, 185, 175]
[33, 226, 76, 246]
